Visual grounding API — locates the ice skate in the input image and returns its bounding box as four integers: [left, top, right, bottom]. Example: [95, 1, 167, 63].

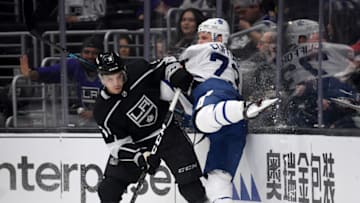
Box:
[244, 98, 279, 119]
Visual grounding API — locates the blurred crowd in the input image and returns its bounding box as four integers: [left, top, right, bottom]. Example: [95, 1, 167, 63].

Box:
[0, 0, 359, 130]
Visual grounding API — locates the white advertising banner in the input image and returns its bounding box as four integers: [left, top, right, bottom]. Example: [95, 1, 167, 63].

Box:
[0, 133, 182, 203]
[232, 134, 360, 203]
[1, 133, 360, 203]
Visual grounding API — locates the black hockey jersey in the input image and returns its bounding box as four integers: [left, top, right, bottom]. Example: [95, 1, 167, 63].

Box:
[93, 58, 171, 159]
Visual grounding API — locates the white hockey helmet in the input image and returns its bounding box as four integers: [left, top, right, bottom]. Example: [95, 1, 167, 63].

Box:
[286, 19, 319, 47]
[198, 18, 230, 44]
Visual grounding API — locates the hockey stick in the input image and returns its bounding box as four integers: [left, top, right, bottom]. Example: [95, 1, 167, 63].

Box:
[29, 30, 97, 69]
[130, 88, 181, 203]
[22, 0, 97, 69]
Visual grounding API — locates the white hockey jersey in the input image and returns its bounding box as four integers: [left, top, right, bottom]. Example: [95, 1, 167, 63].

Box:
[180, 42, 241, 90]
[65, 0, 106, 22]
[282, 42, 353, 89]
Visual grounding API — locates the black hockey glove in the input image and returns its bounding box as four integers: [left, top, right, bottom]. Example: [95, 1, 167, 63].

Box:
[170, 68, 193, 92]
[118, 143, 148, 171]
[164, 56, 193, 92]
[134, 152, 148, 172]
[134, 152, 161, 174]
[146, 154, 161, 175]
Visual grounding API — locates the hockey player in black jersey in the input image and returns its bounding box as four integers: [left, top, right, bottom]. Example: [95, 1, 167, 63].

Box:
[93, 51, 207, 203]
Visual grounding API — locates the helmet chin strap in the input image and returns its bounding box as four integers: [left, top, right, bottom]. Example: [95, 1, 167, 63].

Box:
[120, 70, 128, 83]
[212, 33, 217, 42]
[212, 34, 222, 43]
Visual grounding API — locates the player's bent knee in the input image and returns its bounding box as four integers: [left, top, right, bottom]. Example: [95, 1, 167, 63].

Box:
[195, 101, 245, 133]
[98, 178, 127, 202]
[178, 179, 207, 203]
[195, 104, 221, 133]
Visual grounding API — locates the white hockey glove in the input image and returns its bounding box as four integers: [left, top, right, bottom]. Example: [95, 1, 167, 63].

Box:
[243, 98, 279, 119]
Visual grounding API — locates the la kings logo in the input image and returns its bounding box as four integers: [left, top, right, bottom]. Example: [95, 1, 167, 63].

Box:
[127, 95, 158, 127]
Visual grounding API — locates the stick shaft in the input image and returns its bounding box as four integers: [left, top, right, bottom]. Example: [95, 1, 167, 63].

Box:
[30, 30, 97, 69]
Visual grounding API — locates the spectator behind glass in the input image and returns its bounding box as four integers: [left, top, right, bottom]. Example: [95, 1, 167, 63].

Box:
[136, 0, 183, 27]
[256, 30, 277, 62]
[155, 36, 167, 59]
[65, 0, 106, 24]
[117, 34, 135, 64]
[244, 30, 277, 99]
[180, 0, 211, 9]
[234, 0, 276, 30]
[283, 21, 360, 128]
[243, 31, 277, 126]
[168, 7, 205, 56]
[347, 54, 360, 92]
[336, 54, 360, 93]
[19, 36, 103, 127]
[231, 0, 276, 60]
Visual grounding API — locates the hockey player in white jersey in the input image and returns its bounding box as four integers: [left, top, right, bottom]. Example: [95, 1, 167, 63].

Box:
[167, 18, 278, 202]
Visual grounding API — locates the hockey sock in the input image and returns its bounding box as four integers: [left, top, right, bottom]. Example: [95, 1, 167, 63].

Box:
[195, 100, 245, 133]
[205, 169, 233, 203]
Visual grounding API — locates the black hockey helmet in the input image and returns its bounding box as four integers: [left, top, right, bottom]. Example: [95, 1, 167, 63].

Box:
[95, 51, 126, 75]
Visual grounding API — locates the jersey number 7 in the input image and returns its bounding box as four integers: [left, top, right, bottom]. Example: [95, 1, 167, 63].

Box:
[210, 52, 228, 76]
[210, 52, 240, 88]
